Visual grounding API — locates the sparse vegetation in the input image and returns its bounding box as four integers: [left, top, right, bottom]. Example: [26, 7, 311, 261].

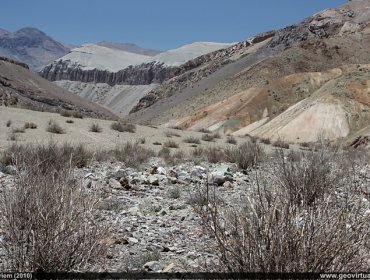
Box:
[201, 133, 216, 142]
[273, 139, 289, 149]
[194, 146, 370, 272]
[66, 119, 74, 124]
[24, 122, 37, 129]
[111, 121, 136, 133]
[226, 135, 237, 145]
[198, 128, 211, 133]
[153, 141, 162, 146]
[113, 142, 155, 168]
[138, 137, 146, 144]
[72, 111, 84, 119]
[6, 120, 12, 127]
[183, 136, 201, 144]
[165, 130, 181, 138]
[60, 110, 72, 117]
[89, 123, 102, 133]
[7, 132, 18, 141]
[47, 120, 65, 134]
[11, 127, 25, 134]
[225, 141, 263, 170]
[164, 140, 179, 148]
[260, 137, 271, 145]
[0, 145, 107, 271]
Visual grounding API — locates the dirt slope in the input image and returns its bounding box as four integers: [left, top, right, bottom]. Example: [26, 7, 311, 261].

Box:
[0, 57, 117, 119]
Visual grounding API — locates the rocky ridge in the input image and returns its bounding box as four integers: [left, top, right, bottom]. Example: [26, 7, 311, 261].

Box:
[0, 27, 69, 71]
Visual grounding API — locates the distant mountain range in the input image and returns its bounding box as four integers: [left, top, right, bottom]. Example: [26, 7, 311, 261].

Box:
[0, 27, 163, 71]
[0, 27, 69, 71]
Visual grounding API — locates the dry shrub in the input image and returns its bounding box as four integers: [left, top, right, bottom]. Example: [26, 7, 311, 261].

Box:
[47, 120, 65, 134]
[12, 127, 25, 134]
[72, 112, 83, 119]
[260, 138, 271, 145]
[24, 122, 37, 129]
[195, 148, 370, 272]
[153, 141, 162, 146]
[273, 139, 289, 149]
[0, 142, 93, 170]
[226, 135, 237, 145]
[224, 141, 263, 170]
[113, 142, 154, 168]
[66, 119, 74, 124]
[273, 148, 339, 206]
[0, 160, 107, 271]
[164, 140, 179, 148]
[183, 136, 201, 144]
[111, 121, 136, 133]
[6, 120, 12, 127]
[89, 123, 102, 133]
[201, 134, 214, 142]
[204, 146, 224, 163]
[60, 110, 72, 117]
[198, 128, 211, 134]
[165, 130, 181, 138]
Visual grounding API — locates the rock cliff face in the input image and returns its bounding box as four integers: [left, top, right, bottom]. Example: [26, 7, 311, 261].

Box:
[40, 61, 178, 86]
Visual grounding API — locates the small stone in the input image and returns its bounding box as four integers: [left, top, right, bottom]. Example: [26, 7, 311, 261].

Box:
[157, 167, 166, 175]
[148, 176, 159, 186]
[128, 237, 139, 244]
[143, 261, 164, 272]
[109, 178, 122, 189]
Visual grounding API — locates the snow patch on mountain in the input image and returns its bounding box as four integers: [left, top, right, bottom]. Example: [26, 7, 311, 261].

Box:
[148, 42, 234, 66]
[58, 44, 151, 72]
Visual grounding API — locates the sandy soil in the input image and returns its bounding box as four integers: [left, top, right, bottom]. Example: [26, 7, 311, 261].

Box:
[0, 106, 243, 154]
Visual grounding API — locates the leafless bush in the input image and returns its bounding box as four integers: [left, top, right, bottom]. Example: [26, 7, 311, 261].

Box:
[273, 139, 289, 149]
[272, 148, 339, 206]
[7, 132, 18, 142]
[47, 120, 65, 134]
[168, 125, 183, 130]
[113, 142, 155, 168]
[195, 158, 370, 272]
[260, 138, 271, 145]
[165, 130, 181, 138]
[226, 135, 237, 145]
[183, 136, 201, 144]
[111, 121, 136, 133]
[164, 140, 179, 148]
[11, 127, 25, 134]
[24, 122, 37, 129]
[204, 146, 224, 163]
[0, 142, 93, 170]
[89, 123, 102, 133]
[72, 111, 84, 119]
[198, 128, 211, 133]
[60, 110, 72, 117]
[224, 141, 263, 170]
[0, 153, 108, 271]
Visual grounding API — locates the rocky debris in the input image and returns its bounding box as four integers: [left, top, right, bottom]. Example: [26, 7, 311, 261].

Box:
[1, 156, 368, 272]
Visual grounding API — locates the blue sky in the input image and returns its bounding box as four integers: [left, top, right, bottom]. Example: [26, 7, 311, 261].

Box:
[1, 0, 347, 51]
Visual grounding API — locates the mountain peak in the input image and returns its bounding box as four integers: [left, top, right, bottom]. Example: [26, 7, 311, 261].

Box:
[14, 27, 46, 37]
[0, 28, 9, 37]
